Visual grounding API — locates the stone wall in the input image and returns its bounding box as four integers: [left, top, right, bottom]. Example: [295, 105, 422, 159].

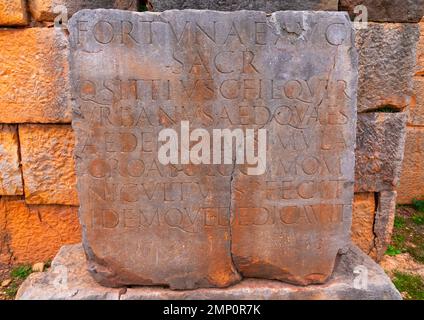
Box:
[0, 0, 422, 267]
[397, 21, 424, 204]
[0, 0, 138, 268]
[343, 1, 421, 261]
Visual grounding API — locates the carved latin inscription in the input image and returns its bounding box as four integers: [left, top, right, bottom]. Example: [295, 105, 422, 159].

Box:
[69, 9, 357, 289]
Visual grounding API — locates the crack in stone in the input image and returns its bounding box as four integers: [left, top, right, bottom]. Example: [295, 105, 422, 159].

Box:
[228, 156, 240, 277]
[118, 287, 127, 300]
[368, 192, 380, 256]
[15, 125, 26, 198]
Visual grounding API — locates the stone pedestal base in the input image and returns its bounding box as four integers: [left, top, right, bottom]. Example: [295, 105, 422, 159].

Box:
[16, 244, 401, 300]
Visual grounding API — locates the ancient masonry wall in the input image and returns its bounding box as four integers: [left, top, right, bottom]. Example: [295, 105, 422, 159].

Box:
[0, 0, 422, 267]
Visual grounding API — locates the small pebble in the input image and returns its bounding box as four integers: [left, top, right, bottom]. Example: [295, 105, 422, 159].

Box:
[32, 262, 45, 273]
[1, 279, 12, 287]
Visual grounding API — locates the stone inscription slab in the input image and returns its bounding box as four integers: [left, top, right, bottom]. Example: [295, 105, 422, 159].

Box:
[69, 9, 357, 289]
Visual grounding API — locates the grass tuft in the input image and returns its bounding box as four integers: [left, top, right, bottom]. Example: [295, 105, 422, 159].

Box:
[10, 265, 32, 280]
[1, 264, 33, 299]
[394, 216, 406, 229]
[412, 214, 424, 226]
[392, 271, 424, 300]
[385, 245, 402, 256]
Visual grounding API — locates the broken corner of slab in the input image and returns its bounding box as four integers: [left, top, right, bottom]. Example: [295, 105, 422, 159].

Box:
[16, 244, 401, 300]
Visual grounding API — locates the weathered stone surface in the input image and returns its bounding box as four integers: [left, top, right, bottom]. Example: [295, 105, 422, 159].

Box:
[16, 243, 401, 300]
[409, 78, 424, 126]
[351, 191, 397, 261]
[0, 197, 81, 265]
[69, 9, 357, 289]
[339, 0, 424, 23]
[397, 127, 424, 204]
[417, 22, 424, 76]
[0, 125, 23, 196]
[227, 12, 357, 286]
[0, 0, 28, 26]
[149, 0, 338, 12]
[17, 244, 121, 300]
[0, 28, 71, 123]
[0, 202, 11, 268]
[371, 191, 396, 261]
[19, 125, 78, 206]
[351, 193, 375, 255]
[29, 0, 138, 21]
[355, 23, 419, 112]
[409, 23, 424, 125]
[354, 112, 407, 192]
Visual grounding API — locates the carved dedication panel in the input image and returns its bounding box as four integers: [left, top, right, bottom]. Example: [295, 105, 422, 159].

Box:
[69, 9, 357, 289]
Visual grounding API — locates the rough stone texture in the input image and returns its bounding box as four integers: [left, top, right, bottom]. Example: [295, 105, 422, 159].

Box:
[409, 22, 424, 125]
[397, 127, 424, 204]
[0, 197, 81, 265]
[351, 193, 375, 256]
[354, 112, 407, 192]
[392, 22, 424, 207]
[16, 243, 401, 300]
[0, 125, 23, 196]
[339, 0, 424, 23]
[409, 77, 424, 126]
[0, 28, 71, 123]
[351, 191, 397, 261]
[17, 244, 121, 300]
[0, 0, 28, 26]
[149, 0, 338, 12]
[417, 22, 424, 76]
[29, 0, 138, 21]
[0, 201, 12, 268]
[371, 191, 397, 261]
[69, 9, 357, 289]
[355, 23, 419, 113]
[228, 12, 357, 286]
[19, 125, 78, 206]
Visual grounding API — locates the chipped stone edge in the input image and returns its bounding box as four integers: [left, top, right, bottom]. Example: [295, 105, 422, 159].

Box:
[16, 243, 401, 300]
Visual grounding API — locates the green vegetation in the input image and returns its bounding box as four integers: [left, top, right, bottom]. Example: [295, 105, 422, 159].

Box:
[412, 214, 424, 226]
[392, 271, 424, 300]
[390, 206, 424, 263]
[3, 282, 19, 299]
[386, 245, 402, 256]
[386, 206, 424, 300]
[392, 234, 406, 249]
[386, 219, 407, 256]
[10, 265, 32, 280]
[408, 237, 424, 264]
[1, 264, 33, 299]
[394, 216, 406, 228]
[412, 198, 424, 213]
